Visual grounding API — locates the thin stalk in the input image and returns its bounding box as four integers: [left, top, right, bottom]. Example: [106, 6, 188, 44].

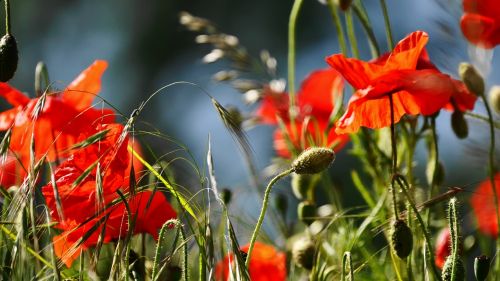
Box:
[379, 0, 394, 49]
[352, 3, 380, 57]
[287, 0, 304, 110]
[4, 0, 11, 34]
[480, 93, 500, 276]
[345, 7, 359, 59]
[246, 168, 293, 267]
[342, 251, 354, 281]
[327, 0, 348, 55]
[389, 96, 398, 218]
[465, 111, 500, 129]
[448, 198, 459, 281]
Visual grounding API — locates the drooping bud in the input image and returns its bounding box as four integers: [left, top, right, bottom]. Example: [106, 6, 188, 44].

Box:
[451, 111, 468, 139]
[292, 147, 335, 175]
[292, 237, 316, 270]
[291, 173, 314, 200]
[390, 219, 413, 259]
[441, 256, 465, 281]
[488, 86, 500, 114]
[274, 193, 288, 219]
[459, 63, 484, 97]
[334, 0, 353, 10]
[220, 188, 232, 205]
[0, 34, 18, 82]
[474, 255, 490, 281]
[298, 201, 316, 225]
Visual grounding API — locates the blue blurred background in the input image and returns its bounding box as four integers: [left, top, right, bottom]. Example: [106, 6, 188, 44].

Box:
[7, 0, 499, 226]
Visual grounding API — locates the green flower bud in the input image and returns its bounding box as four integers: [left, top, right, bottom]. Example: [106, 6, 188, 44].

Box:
[220, 188, 232, 205]
[298, 201, 316, 225]
[459, 63, 484, 97]
[292, 237, 316, 270]
[451, 111, 468, 139]
[0, 34, 18, 82]
[442, 256, 465, 281]
[292, 147, 335, 175]
[390, 219, 413, 259]
[474, 255, 490, 281]
[488, 86, 500, 115]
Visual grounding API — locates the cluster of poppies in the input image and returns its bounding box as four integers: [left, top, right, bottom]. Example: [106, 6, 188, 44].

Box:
[0, 61, 177, 267]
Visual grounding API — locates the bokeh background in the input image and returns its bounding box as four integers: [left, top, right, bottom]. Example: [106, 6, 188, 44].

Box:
[6, 0, 500, 227]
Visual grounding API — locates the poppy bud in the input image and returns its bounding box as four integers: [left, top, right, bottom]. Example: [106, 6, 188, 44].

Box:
[459, 63, 484, 97]
[292, 237, 316, 270]
[474, 255, 490, 281]
[451, 111, 468, 139]
[220, 188, 232, 205]
[274, 193, 288, 219]
[335, 0, 352, 10]
[390, 219, 413, 259]
[291, 173, 313, 200]
[488, 86, 500, 114]
[0, 34, 18, 82]
[441, 256, 465, 281]
[298, 201, 316, 225]
[292, 147, 335, 175]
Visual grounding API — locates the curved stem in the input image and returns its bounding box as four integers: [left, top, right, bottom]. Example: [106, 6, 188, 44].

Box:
[379, 0, 393, 49]
[287, 0, 304, 111]
[246, 168, 293, 267]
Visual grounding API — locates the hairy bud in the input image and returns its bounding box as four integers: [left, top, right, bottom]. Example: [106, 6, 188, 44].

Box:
[459, 63, 484, 97]
[488, 86, 500, 114]
[292, 147, 335, 174]
[474, 255, 490, 281]
[451, 111, 468, 139]
[390, 219, 413, 259]
[0, 34, 18, 82]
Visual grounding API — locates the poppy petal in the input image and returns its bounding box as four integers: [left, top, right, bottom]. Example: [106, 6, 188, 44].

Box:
[63, 60, 108, 111]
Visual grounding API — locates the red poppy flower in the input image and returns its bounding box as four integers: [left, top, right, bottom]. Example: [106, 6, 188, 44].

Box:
[52, 190, 176, 267]
[435, 228, 451, 269]
[0, 60, 115, 171]
[327, 31, 473, 134]
[255, 69, 349, 158]
[215, 242, 287, 281]
[0, 153, 25, 189]
[461, 0, 500, 49]
[471, 173, 500, 237]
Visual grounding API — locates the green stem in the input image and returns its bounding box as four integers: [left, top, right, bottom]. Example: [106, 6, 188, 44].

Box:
[480, 93, 500, 276]
[342, 251, 354, 281]
[389, 96, 398, 218]
[465, 111, 500, 129]
[352, 2, 380, 57]
[379, 0, 394, 49]
[4, 0, 10, 34]
[448, 198, 459, 281]
[288, 0, 304, 110]
[327, 0, 348, 55]
[345, 7, 359, 58]
[246, 169, 293, 267]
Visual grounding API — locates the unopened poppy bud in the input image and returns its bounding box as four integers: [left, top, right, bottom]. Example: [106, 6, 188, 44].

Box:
[459, 63, 484, 97]
[0, 34, 18, 82]
[292, 237, 316, 270]
[390, 219, 413, 259]
[451, 111, 468, 139]
[291, 173, 313, 200]
[274, 193, 288, 219]
[474, 255, 490, 281]
[335, 0, 352, 10]
[292, 147, 335, 175]
[442, 256, 465, 281]
[298, 201, 316, 225]
[488, 86, 500, 114]
[220, 188, 232, 205]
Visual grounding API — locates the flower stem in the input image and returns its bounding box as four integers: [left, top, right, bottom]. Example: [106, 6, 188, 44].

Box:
[288, 0, 304, 111]
[4, 0, 10, 34]
[379, 0, 393, 49]
[327, 0, 348, 55]
[389, 96, 398, 218]
[345, 7, 359, 59]
[246, 168, 293, 267]
[352, 2, 380, 57]
[448, 198, 460, 281]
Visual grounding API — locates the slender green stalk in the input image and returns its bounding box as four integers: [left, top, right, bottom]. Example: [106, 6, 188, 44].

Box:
[479, 93, 500, 276]
[448, 198, 459, 281]
[389, 96, 398, 218]
[4, 0, 11, 34]
[379, 0, 394, 49]
[345, 7, 359, 59]
[352, 3, 380, 57]
[288, 0, 304, 110]
[327, 0, 348, 55]
[342, 251, 354, 281]
[465, 111, 500, 129]
[246, 169, 293, 267]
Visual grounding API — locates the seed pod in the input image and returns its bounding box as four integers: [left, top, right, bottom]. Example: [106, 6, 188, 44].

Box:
[292, 237, 316, 270]
[291, 173, 313, 200]
[451, 111, 468, 139]
[390, 219, 413, 259]
[459, 63, 484, 97]
[0, 34, 18, 82]
[298, 201, 316, 225]
[292, 147, 335, 175]
[488, 86, 500, 114]
[474, 255, 490, 281]
[441, 256, 465, 281]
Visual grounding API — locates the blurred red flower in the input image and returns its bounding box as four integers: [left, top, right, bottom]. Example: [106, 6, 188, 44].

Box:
[461, 0, 500, 49]
[43, 123, 173, 267]
[327, 31, 472, 134]
[471, 173, 500, 237]
[255, 69, 349, 158]
[0, 153, 25, 189]
[215, 242, 286, 281]
[0, 60, 115, 171]
[435, 228, 451, 269]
